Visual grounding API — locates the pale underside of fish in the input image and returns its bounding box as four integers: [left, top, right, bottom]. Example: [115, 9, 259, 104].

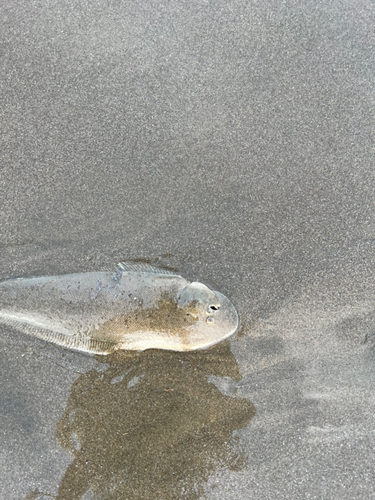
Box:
[0, 262, 239, 354]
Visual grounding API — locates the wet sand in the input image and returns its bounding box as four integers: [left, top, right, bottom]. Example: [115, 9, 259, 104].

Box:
[1, 0, 375, 498]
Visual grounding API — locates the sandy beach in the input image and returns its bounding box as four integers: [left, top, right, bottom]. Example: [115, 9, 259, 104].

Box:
[1, 1, 375, 498]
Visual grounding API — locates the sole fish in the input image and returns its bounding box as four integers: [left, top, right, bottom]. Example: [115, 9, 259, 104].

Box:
[0, 262, 239, 354]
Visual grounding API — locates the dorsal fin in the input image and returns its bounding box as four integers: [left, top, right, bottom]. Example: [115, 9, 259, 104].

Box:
[117, 262, 179, 276]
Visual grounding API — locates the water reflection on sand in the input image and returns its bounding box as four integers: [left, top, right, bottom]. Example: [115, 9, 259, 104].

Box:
[54, 342, 255, 499]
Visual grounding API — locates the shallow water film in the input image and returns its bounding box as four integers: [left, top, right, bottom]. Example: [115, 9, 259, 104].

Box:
[52, 342, 254, 499]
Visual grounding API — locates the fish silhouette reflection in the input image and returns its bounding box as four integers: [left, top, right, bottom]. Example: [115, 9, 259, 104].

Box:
[56, 342, 255, 499]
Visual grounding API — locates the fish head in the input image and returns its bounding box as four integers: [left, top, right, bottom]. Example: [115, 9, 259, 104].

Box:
[177, 282, 239, 349]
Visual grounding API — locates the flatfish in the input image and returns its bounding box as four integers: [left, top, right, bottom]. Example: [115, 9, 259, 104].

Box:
[0, 262, 239, 354]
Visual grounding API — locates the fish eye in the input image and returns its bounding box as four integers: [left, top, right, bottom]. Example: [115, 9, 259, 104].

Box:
[209, 305, 220, 311]
[207, 317, 214, 323]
